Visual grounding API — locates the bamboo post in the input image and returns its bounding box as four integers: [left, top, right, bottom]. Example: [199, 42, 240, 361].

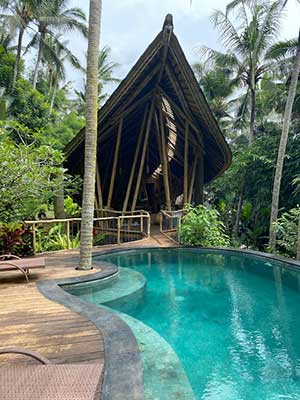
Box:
[32, 223, 36, 253]
[107, 117, 123, 208]
[184, 120, 189, 205]
[178, 216, 181, 244]
[96, 162, 103, 210]
[66, 220, 70, 249]
[297, 209, 300, 261]
[160, 212, 163, 234]
[158, 104, 172, 211]
[131, 98, 155, 211]
[194, 154, 204, 204]
[140, 215, 144, 234]
[122, 109, 148, 213]
[188, 155, 197, 203]
[117, 217, 121, 245]
[147, 215, 151, 238]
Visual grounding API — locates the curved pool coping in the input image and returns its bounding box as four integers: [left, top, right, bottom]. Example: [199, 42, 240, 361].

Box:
[37, 260, 145, 400]
[37, 246, 300, 400]
[93, 246, 300, 270]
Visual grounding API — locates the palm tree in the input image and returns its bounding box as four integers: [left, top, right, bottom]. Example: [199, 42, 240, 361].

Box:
[269, 29, 300, 251]
[0, 0, 36, 88]
[30, 34, 82, 111]
[75, 46, 120, 114]
[202, 0, 283, 144]
[78, 0, 102, 270]
[30, 0, 87, 89]
[193, 61, 234, 124]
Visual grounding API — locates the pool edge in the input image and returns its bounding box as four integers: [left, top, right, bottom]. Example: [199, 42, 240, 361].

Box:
[37, 260, 144, 400]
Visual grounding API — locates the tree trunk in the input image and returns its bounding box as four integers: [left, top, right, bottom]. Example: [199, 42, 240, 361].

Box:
[12, 28, 24, 89]
[32, 33, 44, 90]
[269, 28, 300, 252]
[54, 172, 65, 219]
[234, 184, 244, 241]
[78, 0, 102, 270]
[49, 82, 57, 113]
[249, 86, 256, 145]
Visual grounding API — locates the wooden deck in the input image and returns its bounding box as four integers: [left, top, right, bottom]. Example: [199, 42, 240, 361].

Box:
[0, 266, 104, 365]
[0, 234, 175, 367]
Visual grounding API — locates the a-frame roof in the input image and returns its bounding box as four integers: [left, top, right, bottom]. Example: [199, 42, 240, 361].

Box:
[65, 14, 231, 187]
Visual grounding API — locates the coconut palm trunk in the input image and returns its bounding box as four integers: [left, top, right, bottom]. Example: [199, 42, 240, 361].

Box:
[269, 28, 300, 252]
[12, 27, 24, 89]
[32, 32, 44, 89]
[78, 0, 102, 270]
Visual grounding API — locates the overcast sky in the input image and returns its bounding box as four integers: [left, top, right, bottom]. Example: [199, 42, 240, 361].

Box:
[64, 0, 300, 95]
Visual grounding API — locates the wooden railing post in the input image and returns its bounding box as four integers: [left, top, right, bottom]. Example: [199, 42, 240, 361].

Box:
[66, 220, 70, 249]
[117, 217, 121, 245]
[32, 223, 36, 253]
[147, 215, 151, 238]
[177, 217, 181, 244]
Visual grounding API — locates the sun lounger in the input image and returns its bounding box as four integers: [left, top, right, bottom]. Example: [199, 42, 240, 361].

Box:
[0, 255, 45, 282]
[0, 348, 103, 400]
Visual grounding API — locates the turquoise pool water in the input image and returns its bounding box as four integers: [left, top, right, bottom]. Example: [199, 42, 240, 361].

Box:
[69, 249, 300, 399]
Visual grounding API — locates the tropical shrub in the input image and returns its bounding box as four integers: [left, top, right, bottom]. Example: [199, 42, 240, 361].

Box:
[273, 207, 300, 258]
[64, 196, 81, 217]
[0, 222, 33, 256]
[180, 204, 230, 247]
[35, 223, 81, 253]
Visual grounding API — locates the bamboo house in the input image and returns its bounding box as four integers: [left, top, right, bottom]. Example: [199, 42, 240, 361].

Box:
[65, 14, 231, 214]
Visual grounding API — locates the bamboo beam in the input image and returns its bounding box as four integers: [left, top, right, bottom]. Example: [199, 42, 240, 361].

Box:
[107, 117, 123, 208]
[158, 107, 172, 211]
[184, 121, 189, 205]
[122, 108, 148, 213]
[131, 98, 155, 211]
[188, 154, 197, 203]
[96, 162, 103, 209]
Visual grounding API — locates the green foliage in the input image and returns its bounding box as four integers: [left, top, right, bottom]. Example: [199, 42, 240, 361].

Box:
[93, 232, 106, 246]
[0, 128, 68, 222]
[0, 50, 16, 91]
[64, 196, 81, 217]
[0, 222, 33, 256]
[44, 111, 85, 149]
[273, 207, 300, 258]
[35, 223, 80, 253]
[180, 204, 230, 247]
[11, 79, 53, 132]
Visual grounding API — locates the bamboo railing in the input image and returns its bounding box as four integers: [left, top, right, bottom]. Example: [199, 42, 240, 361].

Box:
[160, 209, 183, 243]
[25, 210, 151, 253]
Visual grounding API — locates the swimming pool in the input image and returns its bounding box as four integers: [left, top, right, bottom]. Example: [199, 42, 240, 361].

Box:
[67, 248, 300, 399]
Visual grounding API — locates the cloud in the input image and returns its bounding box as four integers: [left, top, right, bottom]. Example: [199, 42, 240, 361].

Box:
[65, 0, 299, 94]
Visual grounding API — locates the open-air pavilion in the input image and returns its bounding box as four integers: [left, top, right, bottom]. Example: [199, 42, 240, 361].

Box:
[65, 15, 231, 215]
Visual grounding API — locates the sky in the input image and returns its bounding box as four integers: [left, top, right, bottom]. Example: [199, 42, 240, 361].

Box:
[64, 0, 300, 95]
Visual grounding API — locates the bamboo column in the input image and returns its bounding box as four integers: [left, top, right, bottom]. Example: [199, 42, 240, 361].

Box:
[183, 120, 189, 205]
[188, 154, 197, 203]
[158, 105, 171, 211]
[131, 98, 155, 211]
[96, 162, 103, 210]
[194, 154, 204, 204]
[107, 117, 123, 208]
[122, 109, 148, 213]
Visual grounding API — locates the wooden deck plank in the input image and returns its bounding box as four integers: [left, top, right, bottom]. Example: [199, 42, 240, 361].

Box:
[0, 264, 104, 367]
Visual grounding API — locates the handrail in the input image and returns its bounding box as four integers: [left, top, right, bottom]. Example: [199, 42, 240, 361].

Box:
[25, 211, 151, 252]
[160, 209, 183, 244]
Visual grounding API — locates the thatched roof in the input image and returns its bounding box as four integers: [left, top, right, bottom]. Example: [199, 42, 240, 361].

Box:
[65, 14, 231, 210]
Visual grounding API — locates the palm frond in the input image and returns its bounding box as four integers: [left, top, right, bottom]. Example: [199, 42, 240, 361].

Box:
[210, 9, 247, 56]
[266, 39, 298, 60]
